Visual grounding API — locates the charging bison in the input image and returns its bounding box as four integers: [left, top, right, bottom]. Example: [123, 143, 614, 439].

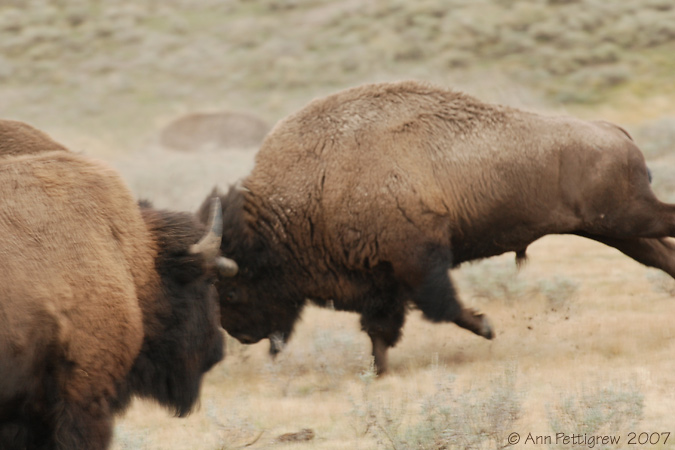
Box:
[0, 121, 237, 449]
[202, 80, 674, 375]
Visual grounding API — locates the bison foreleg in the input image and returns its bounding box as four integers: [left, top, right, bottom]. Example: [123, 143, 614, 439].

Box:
[268, 332, 288, 359]
[412, 262, 493, 339]
[360, 302, 406, 375]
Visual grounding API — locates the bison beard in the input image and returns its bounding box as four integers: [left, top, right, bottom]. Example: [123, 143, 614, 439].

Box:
[0, 128, 234, 450]
[204, 80, 675, 375]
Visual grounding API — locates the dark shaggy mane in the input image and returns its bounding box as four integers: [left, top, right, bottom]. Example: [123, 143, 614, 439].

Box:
[118, 205, 223, 417]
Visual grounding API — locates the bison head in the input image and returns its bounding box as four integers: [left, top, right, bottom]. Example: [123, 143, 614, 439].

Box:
[128, 199, 237, 417]
[198, 188, 304, 352]
[215, 266, 300, 348]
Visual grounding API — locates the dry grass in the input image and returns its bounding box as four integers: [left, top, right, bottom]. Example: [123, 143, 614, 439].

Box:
[110, 251, 675, 449]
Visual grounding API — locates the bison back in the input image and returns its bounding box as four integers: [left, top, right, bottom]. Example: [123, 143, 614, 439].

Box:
[0, 151, 156, 406]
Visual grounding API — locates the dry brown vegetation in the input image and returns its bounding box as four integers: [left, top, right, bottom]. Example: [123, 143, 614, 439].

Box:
[108, 233, 675, 450]
[2, 0, 675, 448]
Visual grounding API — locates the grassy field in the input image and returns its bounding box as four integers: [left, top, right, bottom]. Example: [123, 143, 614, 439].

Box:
[2, 0, 675, 448]
[109, 235, 675, 450]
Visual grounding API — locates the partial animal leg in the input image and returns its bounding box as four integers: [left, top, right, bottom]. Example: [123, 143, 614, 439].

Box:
[360, 302, 406, 375]
[411, 258, 493, 339]
[268, 331, 288, 358]
[581, 191, 675, 239]
[53, 399, 113, 450]
[574, 233, 675, 278]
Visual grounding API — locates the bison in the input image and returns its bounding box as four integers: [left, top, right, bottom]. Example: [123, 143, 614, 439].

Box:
[0, 121, 237, 449]
[201, 80, 673, 375]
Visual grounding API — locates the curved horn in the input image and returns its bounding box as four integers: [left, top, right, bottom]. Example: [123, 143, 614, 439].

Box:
[189, 197, 222, 259]
[216, 256, 239, 277]
[235, 179, 250, 193]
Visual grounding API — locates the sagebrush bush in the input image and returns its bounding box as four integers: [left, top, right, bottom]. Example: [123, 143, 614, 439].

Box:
[409, 367, 521, 450]
[455, 259, 530, 304]
[264, 326, 369, 397]
[547, 380, 644, 450]
[456, 258, 580, 311]
[113, 423, 149, 450]
[350, 365, 523, 450]
[645, 269, 675, 296]
[539, 276, 579, 310]
[206, 402, 262, 450]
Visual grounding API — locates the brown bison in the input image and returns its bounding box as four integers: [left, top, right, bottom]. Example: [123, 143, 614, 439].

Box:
[0, 121, 237, 449]
[201, 80, 673, 375]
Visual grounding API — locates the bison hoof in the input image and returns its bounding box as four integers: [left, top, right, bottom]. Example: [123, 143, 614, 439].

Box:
[268, 332, 286, 358]
[479, 315, 494, 340]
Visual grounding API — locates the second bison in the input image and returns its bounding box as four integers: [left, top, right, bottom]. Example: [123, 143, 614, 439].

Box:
[202, 80, 673, 374]
[0, 121, 236, 449]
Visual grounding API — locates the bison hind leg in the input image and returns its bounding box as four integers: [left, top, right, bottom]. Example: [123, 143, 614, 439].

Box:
[412, 260, 493, 340]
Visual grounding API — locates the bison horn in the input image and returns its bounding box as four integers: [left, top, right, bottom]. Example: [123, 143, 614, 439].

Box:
[234, 179, 250, 193]
[216, 256, 239, 277]
[190, 198, 223, 259]
[190, 198, 240, 276]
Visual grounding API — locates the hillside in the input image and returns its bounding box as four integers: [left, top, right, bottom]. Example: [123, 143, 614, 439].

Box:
[1, 0, 674, 149]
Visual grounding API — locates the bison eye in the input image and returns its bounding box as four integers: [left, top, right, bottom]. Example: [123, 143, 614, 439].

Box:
[224, 289, 237, 302]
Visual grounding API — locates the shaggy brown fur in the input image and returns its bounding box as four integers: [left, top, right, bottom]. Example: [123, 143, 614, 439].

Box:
[203, 80, 673, 374]
[0, 131, 224, 449]
[0, 119, 69, 156]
